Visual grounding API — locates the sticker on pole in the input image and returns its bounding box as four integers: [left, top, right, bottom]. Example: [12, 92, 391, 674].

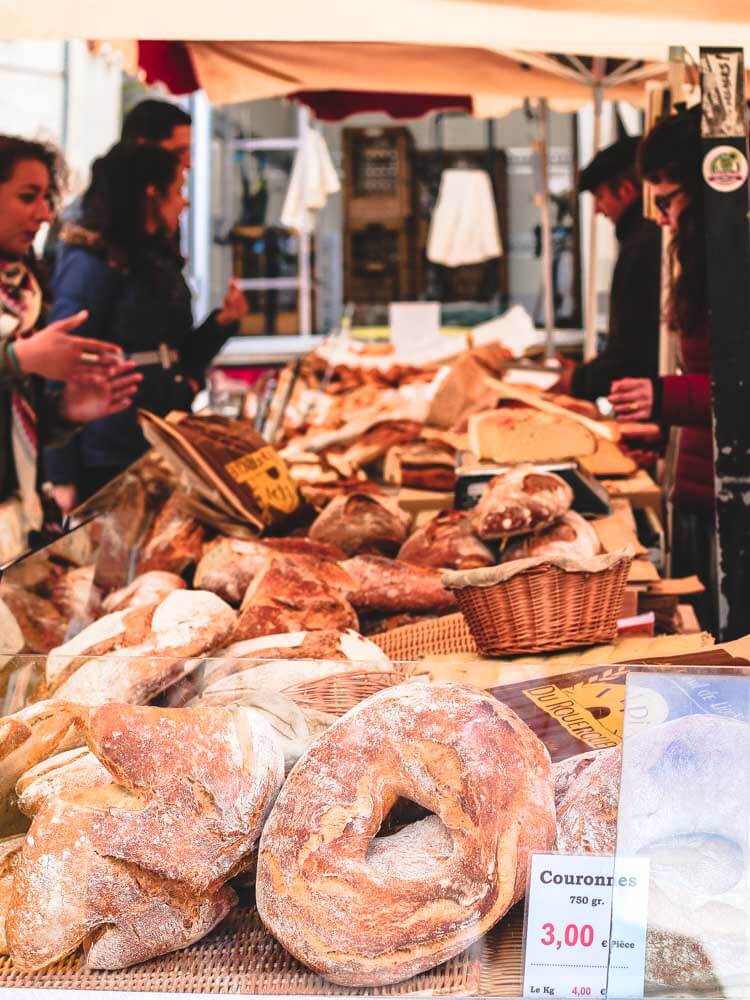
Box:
[703, 145, 749, 192]
[522, 852, 649, 999]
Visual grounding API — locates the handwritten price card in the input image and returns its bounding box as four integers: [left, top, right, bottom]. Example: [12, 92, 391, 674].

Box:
[522, 853, 649, 999]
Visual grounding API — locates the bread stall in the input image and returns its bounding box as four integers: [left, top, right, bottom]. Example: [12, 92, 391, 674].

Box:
[0, 296, 738, 999]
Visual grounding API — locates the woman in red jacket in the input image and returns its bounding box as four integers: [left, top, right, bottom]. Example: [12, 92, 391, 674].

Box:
[608, 108, 716, 631]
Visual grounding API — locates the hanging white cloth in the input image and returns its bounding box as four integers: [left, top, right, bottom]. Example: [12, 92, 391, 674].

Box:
[427, 168, 502, 267]
[280, 124, 340, 232]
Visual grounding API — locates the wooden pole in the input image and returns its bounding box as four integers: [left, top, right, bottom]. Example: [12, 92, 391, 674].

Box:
[700, 47, 750, 639]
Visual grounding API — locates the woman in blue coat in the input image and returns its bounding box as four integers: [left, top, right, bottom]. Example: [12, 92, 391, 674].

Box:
[45, 142, 246, 508]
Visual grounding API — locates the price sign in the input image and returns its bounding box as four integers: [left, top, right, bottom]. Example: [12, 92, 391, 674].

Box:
[522, 853, 649, 999]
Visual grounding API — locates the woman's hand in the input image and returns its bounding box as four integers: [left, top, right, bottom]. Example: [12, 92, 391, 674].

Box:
[13, 311, 125, 381]
[216, 279, 248, 327]
[608, 378, 654, 421]
[60, 362, 142, 424]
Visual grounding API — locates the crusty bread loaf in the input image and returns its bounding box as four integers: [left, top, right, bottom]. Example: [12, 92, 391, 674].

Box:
[51, 564, 101, 623]
[500, 511, 600, 563]
[398, 511, 495, 570]
[343, 555, 458, 614]
[0, 835, 25, 953]
[309, 493, 413, 557]
[340, 419, 423, 468]
[232, 557, 358, 642]
[6, 703, 284, 971]
[194, 536, 347, 606]
[256, 681, 555, 986]
[136, 491, 205, 576]
[0, 701, 85, 835]
[469, 407, 596, 463]
[0, 584, 67, 653]
[15, 747, 112, 818]
[470, 465, 573, 540]
[101, 571, 186, 614]
[383, 439, 456, 492]
[47, 591, 236, 706]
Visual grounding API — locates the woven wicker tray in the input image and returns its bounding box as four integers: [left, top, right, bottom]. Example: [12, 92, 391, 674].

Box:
[372, 614, 477, 661]
[0, 903, 483, 996]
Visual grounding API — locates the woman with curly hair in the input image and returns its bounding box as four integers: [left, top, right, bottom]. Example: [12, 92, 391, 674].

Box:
[608, 108, 717, 631]
[0, 135, 140, 560]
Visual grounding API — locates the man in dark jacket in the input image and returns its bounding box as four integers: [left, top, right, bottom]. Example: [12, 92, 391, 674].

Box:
[554, 136, 662, 402]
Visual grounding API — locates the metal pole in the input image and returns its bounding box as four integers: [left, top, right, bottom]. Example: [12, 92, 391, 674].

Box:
[583, 82, 603, 361]
[699, 47, 750, 640]
[534, 98, 555, 359]
[296, 105, 312, 337]
[189, 90, 212, 321]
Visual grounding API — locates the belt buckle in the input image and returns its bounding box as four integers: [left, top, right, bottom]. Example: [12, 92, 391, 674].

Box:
[159, 343, 172, 370]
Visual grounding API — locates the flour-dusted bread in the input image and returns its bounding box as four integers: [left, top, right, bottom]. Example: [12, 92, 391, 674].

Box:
[51, 564, 101, 623]
[136, 491, 205, 576]
[469, 407, 596, 464]
[500, 511, 601, 563]
[398, 511, 495, 570]
[339, 419, 423, 468]
[309, 493, 413, 557]
[101, 571, 186, 614]
[343, 554, 458, 615]
[194, 536, 346, 606]
[46, 590, 236, 706]
[232, 557, 358, 642]
[256, 681, 555, 986]
[6, 703, 284, 972]
[15, 747, 112, 818]
[470, 465, 573, 540]
[0, 835, 25, 952]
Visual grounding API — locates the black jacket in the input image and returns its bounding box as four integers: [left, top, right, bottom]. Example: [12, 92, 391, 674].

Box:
[571, 198, 662, 401]
[44, 229, 234, 482]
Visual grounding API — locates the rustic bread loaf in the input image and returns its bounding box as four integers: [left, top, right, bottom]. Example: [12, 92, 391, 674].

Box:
[470, 465, 573, 540]
[383, 439, 456, 492]
[339, 419, 423, 468]
[469, 407, 596, 463]
[256, 681, 555, 986]
[15, 747, 112, 818]
[398, 511, 495, 570]
[101, 571, 186, 614]
[232, 557, 358, 642]
[47, 590, 236, 706]
[309, 493, 413, 557]
[135, 491, 206, 576]
[0, 835, 25, 952]
[500, 511, 600, 563]
[6, 703, 284, 971]
[194, 536, 347, 606]
[0, 584, 67, 653]
[51, 564, 101, 623]
[343, 554, 457, 614]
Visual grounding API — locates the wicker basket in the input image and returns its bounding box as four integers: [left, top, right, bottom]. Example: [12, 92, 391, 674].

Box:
[443, 549, 633, 657]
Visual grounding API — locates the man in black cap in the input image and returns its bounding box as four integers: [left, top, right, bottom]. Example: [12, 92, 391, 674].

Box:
[553, 135, 662, 401]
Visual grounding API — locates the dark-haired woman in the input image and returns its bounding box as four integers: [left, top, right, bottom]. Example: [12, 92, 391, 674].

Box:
[607, 109, 717, 631]
[45, 142, 246, 509]
[0, 135, 140, 561]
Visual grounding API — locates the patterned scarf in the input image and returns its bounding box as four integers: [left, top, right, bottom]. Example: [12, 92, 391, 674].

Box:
[0, 259, 44, 531]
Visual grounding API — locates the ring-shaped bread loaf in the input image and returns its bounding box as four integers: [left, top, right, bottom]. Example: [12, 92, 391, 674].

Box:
[256, 680, 555, 986]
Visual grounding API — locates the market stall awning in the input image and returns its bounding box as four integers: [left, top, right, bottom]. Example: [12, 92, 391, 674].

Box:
[99, 39, 662, 111]
[11, 0, 750, 63]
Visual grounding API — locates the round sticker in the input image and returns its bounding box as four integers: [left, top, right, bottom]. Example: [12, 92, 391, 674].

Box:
[703, 144, 749, 192]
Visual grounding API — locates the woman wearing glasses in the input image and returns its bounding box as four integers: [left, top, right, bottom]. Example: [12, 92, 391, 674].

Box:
[608, 108, 716, 631]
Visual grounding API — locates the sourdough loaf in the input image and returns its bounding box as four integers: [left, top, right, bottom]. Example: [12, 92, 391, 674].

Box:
[6, 703, 284, 971]
[232, 557, 358, 642]
[343, 554, 457, 614]
[256, 681, 555, 986]
[398, 511, 495, 570]
[136, 492, 205, 576]
[309, 493, 413, 557]
[0, 584, 67, 653]
[383, 439, 456, 492]
[46, 590, 236, 706]
[470, 465, 573, 540]
[500, 511, 600, 563]
[101, 571, 186, 614]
